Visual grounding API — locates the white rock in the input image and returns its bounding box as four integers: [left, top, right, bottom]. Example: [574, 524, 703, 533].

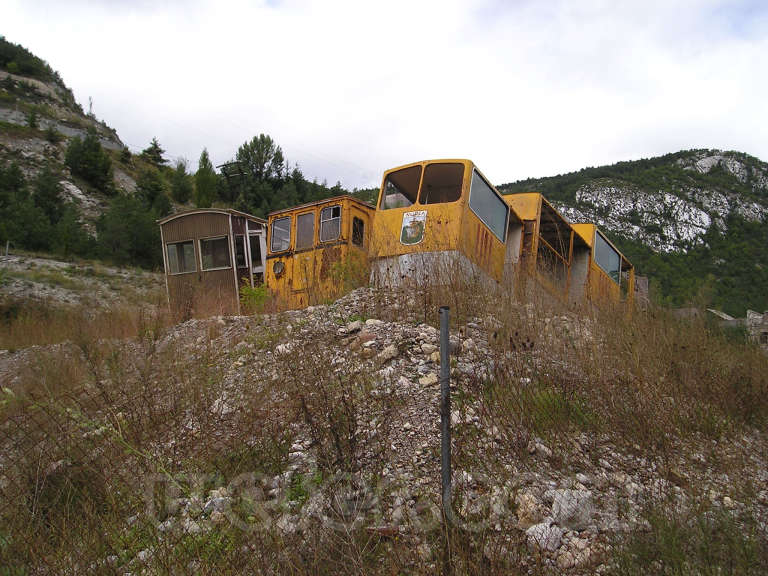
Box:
[377, 344, 399, 362]
[345, 320, 363, 333]
[419, 373, 438, 386]
[551, 489, 593, 531]
[526, 519, 563, 552]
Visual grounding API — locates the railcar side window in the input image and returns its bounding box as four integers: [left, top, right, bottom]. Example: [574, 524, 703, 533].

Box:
[381, 165, 421, 209]
[594, 232, 621, 283]
[418, 163, 464, 204]
[271, 216, 291, 252]
[468, 170, 508, 242]
[352, 217, 365, 246]
[200, 236, 231, 270]
[166, 241, 196, 274]
[320, 206, 341, 242]
[296, 212, 315, 250]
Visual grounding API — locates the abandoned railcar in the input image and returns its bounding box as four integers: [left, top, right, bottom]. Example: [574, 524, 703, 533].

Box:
[370, 159, 516, 286]
[159, 208, 267, 316]
[570, 223, 635, 306]
[265, 196, 375, 309]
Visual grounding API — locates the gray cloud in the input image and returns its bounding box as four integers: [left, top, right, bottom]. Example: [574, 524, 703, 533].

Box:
[4, 0, 767, 188]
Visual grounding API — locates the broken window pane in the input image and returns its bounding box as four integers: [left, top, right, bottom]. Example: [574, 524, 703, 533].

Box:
[381, 165, 421, 209]
[320, 205, 341, 242]
[352, 217, 364, 246]
[418, 163, 463, 204]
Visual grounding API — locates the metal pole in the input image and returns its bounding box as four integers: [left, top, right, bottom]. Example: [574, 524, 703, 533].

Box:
[439, 306, 452, 525]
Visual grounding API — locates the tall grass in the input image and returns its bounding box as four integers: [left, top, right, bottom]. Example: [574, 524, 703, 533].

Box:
[1, 262, 767, 574]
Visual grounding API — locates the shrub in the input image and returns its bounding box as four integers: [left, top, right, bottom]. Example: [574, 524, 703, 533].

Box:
[239, 281, 270, 314]
[65, 131, 114, 194]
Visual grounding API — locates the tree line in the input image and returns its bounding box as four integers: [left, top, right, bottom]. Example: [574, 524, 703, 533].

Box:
[0, 131, 371, 270]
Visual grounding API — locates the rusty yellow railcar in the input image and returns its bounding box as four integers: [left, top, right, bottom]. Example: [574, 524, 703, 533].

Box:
[502, 193, 589, 300]
[570, 223, 635, 306]
[370, 159, 517, 286]
[265, 195, 375, 309]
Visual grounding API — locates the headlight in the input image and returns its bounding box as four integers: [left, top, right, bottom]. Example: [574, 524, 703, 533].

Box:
[272, 260, 285, 277]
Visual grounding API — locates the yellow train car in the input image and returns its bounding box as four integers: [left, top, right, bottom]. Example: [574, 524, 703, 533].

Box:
[265, 195, 375, 309]
[502, 192, 590, 299]
[370, 159, 518, 286]
[570, 223, 635, 306]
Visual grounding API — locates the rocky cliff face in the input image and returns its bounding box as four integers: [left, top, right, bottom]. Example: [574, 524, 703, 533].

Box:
[553, 151, 768, 253]
[0, 65, 136, 227]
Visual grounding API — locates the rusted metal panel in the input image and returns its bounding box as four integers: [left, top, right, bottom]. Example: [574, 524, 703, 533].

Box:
[162, 212, 230, 243]
[166, 268, 238, 317]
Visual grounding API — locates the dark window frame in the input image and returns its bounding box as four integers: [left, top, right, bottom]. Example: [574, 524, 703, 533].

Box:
[199, 235, 232, 271]
[352, 216, 365, 246]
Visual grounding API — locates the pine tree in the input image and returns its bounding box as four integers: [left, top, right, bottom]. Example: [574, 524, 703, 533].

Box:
[194, 149, 218, 208]
[140, 137, 167, 166]
[170, 159, 193, 203]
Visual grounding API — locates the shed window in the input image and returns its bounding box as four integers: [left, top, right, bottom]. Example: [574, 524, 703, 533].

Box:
[320, 206, 341, 242]
[270, 216, 291, 252]
[381, 165, 421, 210]
[235, 235, 247, 268]
[468, 170, 508, 242]
[760, 332, 768, 345]
[418, 163, 464, 204]
[200, 236, 231, 270]
[352, 217, 364, 246]
[594, 232, 621, 284]
[296, 212, 315, 250]
[166, 241, 195, 274]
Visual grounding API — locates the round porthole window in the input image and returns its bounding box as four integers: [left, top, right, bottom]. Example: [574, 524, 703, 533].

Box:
[273, 260, 285, 277]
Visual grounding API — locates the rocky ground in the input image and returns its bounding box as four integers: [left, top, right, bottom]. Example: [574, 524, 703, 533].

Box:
[0, 253, 163, 307]
[4, 287, 763, 573]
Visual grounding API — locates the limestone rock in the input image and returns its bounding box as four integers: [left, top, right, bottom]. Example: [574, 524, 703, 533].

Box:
[526, 519, 563, 552]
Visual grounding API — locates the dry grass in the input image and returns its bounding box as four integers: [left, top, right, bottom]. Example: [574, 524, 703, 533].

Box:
[1, 262, 767, 574]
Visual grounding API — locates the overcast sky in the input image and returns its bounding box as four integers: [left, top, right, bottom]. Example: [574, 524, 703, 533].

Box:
[4, 0, 767, 189]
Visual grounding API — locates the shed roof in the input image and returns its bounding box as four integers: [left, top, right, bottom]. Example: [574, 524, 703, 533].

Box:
[157, 208, 266, 226]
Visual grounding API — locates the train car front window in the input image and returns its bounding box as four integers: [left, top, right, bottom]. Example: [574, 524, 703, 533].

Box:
[594, 232, 621, 284]
[270, 216, 291, 252]
[419, 163, 464, 204]
[381, 165, 421, 209]
[320, 206, 341, 242]
[468, 170, 508, 242]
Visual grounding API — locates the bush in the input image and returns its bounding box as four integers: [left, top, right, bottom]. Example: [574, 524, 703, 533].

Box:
[239, 281, 270, 314]
[65, 131, 114, 194]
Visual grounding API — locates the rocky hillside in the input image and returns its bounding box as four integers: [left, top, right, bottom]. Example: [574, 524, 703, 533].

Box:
[0, 37, 143, 231]
[499, 150, 768, 315]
